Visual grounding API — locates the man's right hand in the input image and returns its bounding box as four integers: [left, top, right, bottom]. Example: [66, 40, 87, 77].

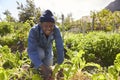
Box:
[39, 64, 52, 80]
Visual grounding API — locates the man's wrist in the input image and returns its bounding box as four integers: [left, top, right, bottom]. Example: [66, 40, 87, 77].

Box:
[38, 63, 43, 69]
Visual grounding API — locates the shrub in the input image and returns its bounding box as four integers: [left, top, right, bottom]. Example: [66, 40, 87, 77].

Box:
[0, 22, 14, 36]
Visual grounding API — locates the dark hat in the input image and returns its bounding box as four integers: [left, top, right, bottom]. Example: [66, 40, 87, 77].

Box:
[40, 10, 55, 23]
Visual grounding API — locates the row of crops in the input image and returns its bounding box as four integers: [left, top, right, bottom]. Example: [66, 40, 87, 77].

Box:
[0, 21, 120, 80]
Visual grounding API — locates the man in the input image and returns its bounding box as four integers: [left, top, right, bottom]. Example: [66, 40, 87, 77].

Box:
[27, 10, 64, 79]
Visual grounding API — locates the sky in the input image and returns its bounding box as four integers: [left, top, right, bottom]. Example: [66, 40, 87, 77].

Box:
[0, 0, 115, 20]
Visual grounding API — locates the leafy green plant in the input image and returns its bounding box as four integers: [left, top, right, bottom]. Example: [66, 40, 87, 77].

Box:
[114, 53, 120, 71]
[0, 22, 14, 36]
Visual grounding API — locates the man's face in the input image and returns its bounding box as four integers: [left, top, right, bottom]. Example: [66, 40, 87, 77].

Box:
[41, 22, 54, 36]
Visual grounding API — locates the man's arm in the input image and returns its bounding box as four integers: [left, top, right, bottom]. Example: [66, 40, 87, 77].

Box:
[54, 26, 64, 64]
[27, 27, 42, 69]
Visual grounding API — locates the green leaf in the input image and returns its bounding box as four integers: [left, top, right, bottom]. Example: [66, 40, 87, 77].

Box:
[32, 74, 42, 80]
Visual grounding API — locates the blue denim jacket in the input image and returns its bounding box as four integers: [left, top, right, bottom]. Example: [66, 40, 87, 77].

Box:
[27, 24, 64, 68]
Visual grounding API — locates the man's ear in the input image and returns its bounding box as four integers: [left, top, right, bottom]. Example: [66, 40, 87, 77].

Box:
[38, 22, 41, 26]
[40, 23, 43, 28]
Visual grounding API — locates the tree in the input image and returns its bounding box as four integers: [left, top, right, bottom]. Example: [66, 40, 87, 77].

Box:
[91, 9, 113, 31]
[64, 13, 73, 30]
[3, 10, 15, 22]
[112, 11, 120, 32]
[17, 0, 41, 23]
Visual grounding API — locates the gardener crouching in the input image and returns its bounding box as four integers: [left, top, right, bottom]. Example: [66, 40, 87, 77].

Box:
[27, 10, 64, 80]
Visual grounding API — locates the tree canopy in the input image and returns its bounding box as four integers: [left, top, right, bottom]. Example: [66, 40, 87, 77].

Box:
[17, 0, 41, 23]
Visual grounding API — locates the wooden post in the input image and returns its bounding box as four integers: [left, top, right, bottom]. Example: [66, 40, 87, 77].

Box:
[91, 13, 95, 31]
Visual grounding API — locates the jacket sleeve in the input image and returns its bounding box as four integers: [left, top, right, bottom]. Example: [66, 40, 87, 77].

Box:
[54, 26, 64, 64]
[27, 28, 42, 69]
